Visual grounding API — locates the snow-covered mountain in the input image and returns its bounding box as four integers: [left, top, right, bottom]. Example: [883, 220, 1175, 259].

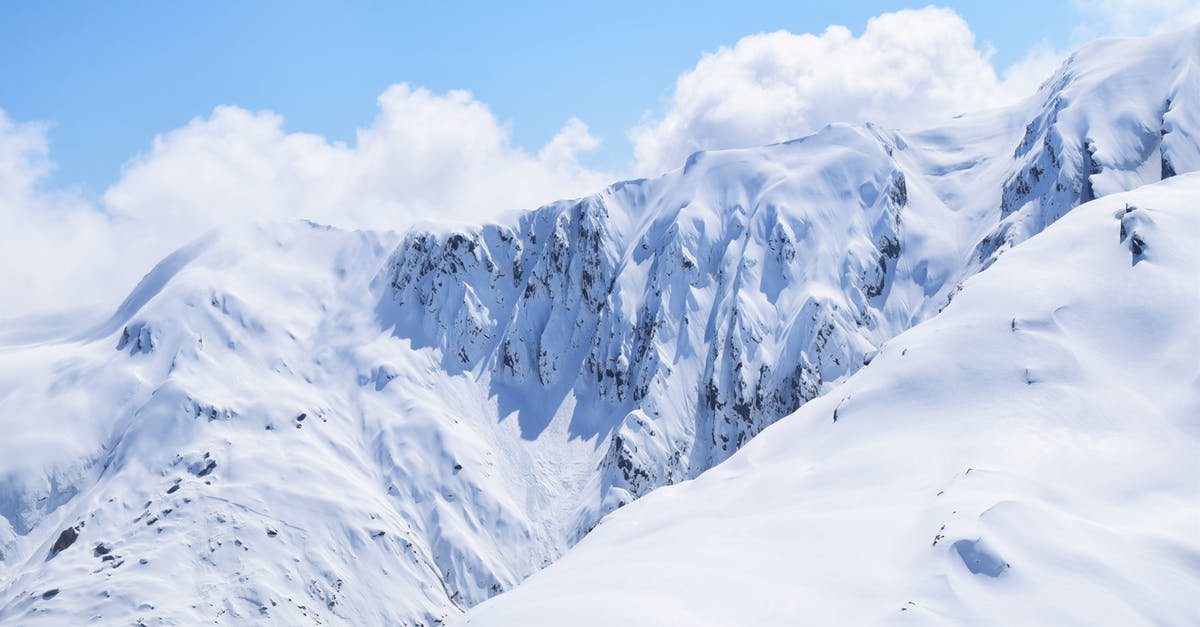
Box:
[0, 26, 1197, 626]
[461, 171, 1200, 627]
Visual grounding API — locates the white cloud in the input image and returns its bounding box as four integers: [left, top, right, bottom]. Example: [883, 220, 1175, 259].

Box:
[9, 5, 1167, 322]
[1070, 0, 1200, 41]
[0, 86, 609, 321]
[630, 7, 1058, 175]
[1000, 42, 1067, 96]
[0, 111, 125, 322]
[105, 84, 610, 233]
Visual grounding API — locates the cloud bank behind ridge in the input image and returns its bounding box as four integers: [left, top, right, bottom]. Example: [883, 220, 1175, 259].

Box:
[5, 5, 1195, 322]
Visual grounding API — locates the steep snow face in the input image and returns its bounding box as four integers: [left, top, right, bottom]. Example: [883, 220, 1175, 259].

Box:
[381, 125, 929, 513]
[379, 26, 1200, 520]
[0, 27, 1198, 626]
[983, 26, 1200, 264]
[462, 173, 1200, 627]
[0, 223, 582, 624]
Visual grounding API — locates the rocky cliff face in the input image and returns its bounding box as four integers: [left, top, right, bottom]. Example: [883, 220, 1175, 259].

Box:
[460, 167, 1200, 627]
[379, 125, 918, 515]
[378, 26, 1200, 529]
[984, 29, 1200, 269]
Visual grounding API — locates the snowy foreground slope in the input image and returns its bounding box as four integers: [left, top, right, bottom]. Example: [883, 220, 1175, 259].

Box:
[463, 173, 1200, 627]
[0, 27, 1197, 625]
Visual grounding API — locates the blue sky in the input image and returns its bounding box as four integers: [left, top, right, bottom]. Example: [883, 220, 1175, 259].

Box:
[1, 1, 1083, 196]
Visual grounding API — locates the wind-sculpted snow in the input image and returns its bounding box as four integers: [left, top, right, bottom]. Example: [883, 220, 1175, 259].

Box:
[1, 26, 1198, 626]
[462, 170, 1200, 627]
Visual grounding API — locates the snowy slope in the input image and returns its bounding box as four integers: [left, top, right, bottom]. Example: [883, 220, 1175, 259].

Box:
[0, 223, 609, 624]
[0, 26, 1197, 626]
[379, 25, 1200, 524]
[462, 172, 1200, 627]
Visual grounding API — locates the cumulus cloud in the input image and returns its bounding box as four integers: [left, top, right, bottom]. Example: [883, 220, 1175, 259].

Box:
[631, 7, 1059, 175]
[1071, 0, 1200, 40]
[106, 84, 609, 233]
[7, 5, 1163, 322]
[998, 42, 1067, 100]
[0, 111, 125, 322]
[1, 86, 609, 321]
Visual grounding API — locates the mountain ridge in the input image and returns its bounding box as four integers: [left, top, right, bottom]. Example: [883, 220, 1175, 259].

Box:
[1, 25, 1198, 625]
[461, 170, 1200, 625]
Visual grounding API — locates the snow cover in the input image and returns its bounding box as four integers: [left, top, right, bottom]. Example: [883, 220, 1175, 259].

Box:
[462, 173, 1200, 626]
[0, 26, 1196, 626]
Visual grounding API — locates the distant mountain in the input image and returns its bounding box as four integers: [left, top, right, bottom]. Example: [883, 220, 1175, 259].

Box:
[1, 25, 1197, 626]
